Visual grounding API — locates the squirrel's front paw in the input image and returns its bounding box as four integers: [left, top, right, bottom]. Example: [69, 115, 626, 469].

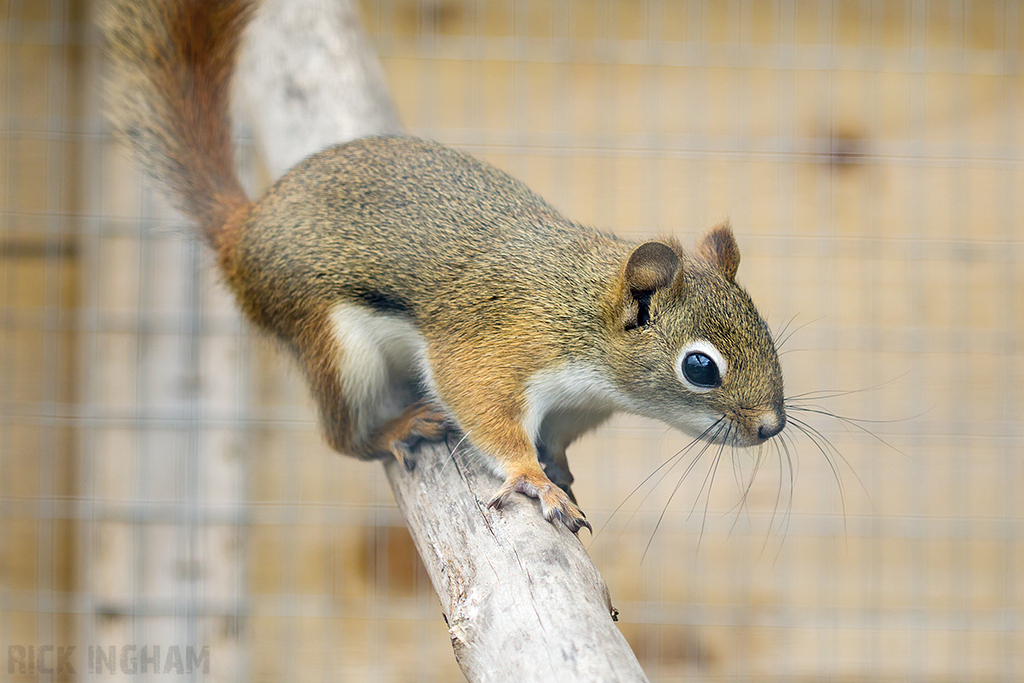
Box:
[488, 472, 591, 533]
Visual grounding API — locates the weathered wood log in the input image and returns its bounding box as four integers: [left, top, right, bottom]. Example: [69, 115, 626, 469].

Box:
[237, 0, 401, 173]
[387, 440, 650, 683]
[240, 2, 650, 680]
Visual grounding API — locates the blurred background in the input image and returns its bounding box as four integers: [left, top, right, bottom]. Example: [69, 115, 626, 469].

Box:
[2, 0, 1022, 681]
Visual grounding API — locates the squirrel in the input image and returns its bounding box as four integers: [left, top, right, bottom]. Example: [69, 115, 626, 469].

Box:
[102, 0, 786, 533]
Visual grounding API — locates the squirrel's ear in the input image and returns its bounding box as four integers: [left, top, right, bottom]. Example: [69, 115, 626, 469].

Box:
[625, 241, 680, 295]
[623, 241, 680, 329]
[696, 221, 740, 281]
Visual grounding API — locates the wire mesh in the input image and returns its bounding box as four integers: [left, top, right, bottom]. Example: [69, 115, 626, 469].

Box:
[1, 0, 1021, 681]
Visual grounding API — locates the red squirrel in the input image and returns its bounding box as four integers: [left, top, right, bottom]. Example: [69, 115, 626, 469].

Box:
[103, 0, 786, 532]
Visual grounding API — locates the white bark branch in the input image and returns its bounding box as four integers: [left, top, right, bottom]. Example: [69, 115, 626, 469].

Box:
[239, 1, 649, 680]
[387, 441, 649, 682]
[238, 0, 401, 173]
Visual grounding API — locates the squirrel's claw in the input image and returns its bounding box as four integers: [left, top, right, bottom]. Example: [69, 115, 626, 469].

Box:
[488, 472, 591, 534]
[389, 440, 417, 472]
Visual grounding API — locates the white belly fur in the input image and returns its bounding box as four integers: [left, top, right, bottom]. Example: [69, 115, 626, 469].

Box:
[327, 303, 433, 446]
[522, 363, 625, 453]
[327, 306, 624, 462]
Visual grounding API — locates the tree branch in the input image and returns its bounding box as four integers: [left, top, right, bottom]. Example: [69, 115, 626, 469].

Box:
[239, 1, 649, 679]
[387, 440, 650, 682]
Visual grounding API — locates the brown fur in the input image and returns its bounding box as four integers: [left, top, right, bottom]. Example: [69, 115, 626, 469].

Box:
[103, 0, 251, 246]
[104, 0, 786, 533]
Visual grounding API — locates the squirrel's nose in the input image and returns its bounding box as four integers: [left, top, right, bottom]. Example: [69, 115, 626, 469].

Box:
[756, 409, 786, 440]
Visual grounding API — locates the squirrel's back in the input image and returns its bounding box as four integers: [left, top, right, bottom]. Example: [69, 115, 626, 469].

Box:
[233, 135, 630, 336]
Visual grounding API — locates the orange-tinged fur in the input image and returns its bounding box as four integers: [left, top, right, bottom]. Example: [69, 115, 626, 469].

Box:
[104, 0, 787, 533]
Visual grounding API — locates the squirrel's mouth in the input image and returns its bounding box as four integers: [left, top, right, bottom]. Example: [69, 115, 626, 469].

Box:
[694, 408, 786, 448]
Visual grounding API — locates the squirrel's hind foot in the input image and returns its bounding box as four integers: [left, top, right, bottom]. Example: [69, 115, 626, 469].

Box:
[488, 471, 591, 534]
[370, 400, 452, 471]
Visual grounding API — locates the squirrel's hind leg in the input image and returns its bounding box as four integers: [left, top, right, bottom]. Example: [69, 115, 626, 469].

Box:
[362, 400, 452, 470]
[312, 303, 446, 465]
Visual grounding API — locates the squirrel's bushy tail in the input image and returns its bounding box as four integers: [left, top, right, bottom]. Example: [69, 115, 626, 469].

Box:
[103, 0, 254, 252]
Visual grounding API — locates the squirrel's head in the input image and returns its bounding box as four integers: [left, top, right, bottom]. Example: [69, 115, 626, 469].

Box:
[608, 222, 785, 447]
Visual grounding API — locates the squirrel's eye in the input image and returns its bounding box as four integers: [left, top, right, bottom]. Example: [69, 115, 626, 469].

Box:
[676, 340, 726, 392]
[683, 352, 720, 388]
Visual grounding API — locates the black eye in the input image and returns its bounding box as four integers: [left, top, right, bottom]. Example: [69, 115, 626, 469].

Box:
[683, 352, 721, 388]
